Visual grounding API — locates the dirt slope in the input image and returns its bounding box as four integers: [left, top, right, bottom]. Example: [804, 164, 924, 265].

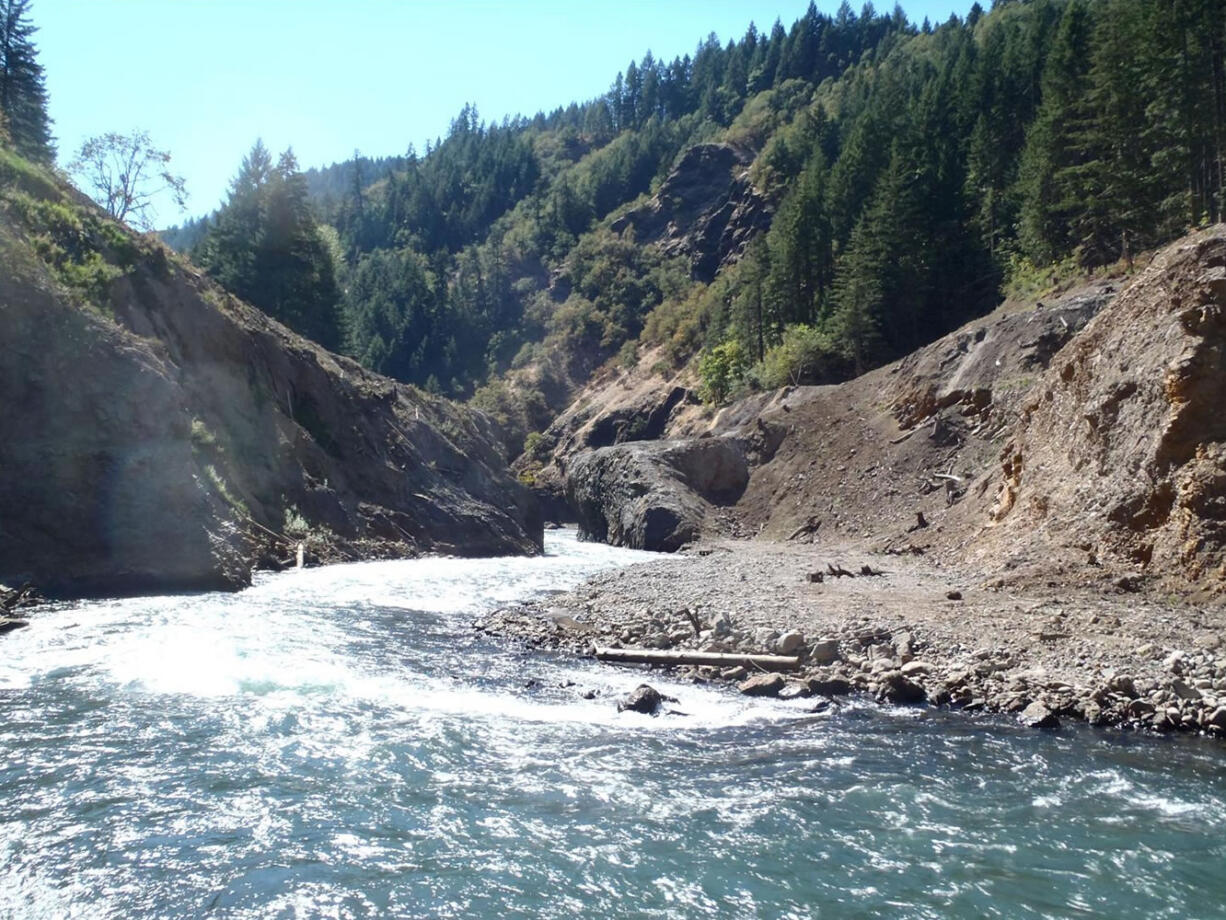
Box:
[955, 227, 1226, 590]
[549, 227, 1226, 597]
[715, 282, 1116, 552]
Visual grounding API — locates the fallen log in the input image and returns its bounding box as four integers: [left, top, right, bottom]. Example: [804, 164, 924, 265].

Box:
[595, 647, 801, 671]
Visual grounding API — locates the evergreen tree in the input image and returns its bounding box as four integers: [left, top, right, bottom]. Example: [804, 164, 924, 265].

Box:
[1016, 0, 1095, 264]
[766, 152, 832, 328]
[1076, 0, 1156, 263]
[0, 0, 51, 162]
[1142, 0, 1226, 231]
[198, 142, 343, 350]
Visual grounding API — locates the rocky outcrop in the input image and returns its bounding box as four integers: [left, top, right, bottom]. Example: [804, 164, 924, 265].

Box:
[0, 158, 540, 597]
[611, 143, 771, 282]
[979, 228, 1226, 589]
[565, 437, 750, 552]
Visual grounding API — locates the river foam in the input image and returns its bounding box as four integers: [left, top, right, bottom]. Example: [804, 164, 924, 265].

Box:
[2, 531, 1224, 919]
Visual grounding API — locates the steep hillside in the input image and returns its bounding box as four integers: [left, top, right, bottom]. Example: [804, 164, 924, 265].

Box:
[961, 227, 1226, 587]
[0, 152, 540, 598]
[551, 226, 1226, 596]
[553, 278, 1109, 543]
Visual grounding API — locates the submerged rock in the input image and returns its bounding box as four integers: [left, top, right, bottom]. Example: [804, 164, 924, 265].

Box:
[778, 681, 813, 700]
[617, 684, 676, 715]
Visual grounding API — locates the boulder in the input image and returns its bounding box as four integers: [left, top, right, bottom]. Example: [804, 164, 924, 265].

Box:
[808, 677, 854, 697]
[877, 672, 927, 704]
[810, 639, 842, 665]
[617, 684, 676, 715]
[778, 681, 813, 700]
[776, 631, 806, 655]
[738, 673, 786, 697]
[1019, 701, 1061, 729]
[566, 437, 749, 552]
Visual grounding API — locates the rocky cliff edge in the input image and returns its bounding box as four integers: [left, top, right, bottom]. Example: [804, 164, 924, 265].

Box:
[0, 152, 541, 597]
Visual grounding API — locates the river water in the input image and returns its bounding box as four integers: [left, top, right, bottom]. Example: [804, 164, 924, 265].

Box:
[1, 531, 1224, 919]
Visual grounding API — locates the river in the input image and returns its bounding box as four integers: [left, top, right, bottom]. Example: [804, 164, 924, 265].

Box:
[1, 531, 1224, 918]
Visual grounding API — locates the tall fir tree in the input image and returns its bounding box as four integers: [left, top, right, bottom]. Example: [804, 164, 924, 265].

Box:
[1016, 0, 1095, 264]
[0, 0, 51, 162]
[197, 142, 343, 351]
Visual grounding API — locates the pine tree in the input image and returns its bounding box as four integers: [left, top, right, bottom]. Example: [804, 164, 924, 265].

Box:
[198, 142, 342, 350]
[766, 152, 832, 328]
[1143, 0, 1226, 231]
[1016, 0, 1095, 264]
[1076, 0, 1156, 263]
[0, 0, 52, 162]
[830, 143, 928, 370]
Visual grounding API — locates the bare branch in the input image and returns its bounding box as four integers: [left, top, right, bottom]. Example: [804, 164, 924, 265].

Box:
[67, 128, 188, 230]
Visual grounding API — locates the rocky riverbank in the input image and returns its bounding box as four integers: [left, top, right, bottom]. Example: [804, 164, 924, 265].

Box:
[479, 536, 1226, 736]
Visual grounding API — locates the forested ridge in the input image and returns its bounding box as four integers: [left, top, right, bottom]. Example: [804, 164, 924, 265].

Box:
[155, 0, 1225, 454]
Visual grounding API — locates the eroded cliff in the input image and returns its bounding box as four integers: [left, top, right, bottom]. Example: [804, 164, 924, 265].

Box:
[0, 153, 541, 597]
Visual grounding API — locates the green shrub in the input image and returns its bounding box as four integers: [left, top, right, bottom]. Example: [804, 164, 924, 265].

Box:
[1003, 251, 1082, 301]
[523, 430, 548, 458]
[758, 324, 845, 388]
[698, 340, 748, 405]
[616, 339, 639, 370]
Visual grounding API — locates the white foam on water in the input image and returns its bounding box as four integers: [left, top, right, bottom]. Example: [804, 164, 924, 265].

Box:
[0, 532, 813, 741]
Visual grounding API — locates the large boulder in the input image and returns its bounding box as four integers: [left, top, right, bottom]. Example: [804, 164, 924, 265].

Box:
[565, 437, 749, 552]
[617, 684, 676, 715]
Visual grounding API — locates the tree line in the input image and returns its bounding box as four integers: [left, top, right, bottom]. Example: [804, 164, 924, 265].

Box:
[115, 0, 1226, 426]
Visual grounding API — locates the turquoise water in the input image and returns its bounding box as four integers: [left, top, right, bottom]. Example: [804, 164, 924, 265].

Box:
[2, 532, 1224, 919]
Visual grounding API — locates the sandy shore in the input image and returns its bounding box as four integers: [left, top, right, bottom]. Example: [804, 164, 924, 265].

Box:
[479, 537, 1226, 735]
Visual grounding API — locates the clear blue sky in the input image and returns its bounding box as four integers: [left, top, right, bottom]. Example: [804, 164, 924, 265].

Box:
[35, 0, 970, 224]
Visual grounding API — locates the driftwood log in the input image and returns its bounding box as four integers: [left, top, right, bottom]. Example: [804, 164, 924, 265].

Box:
[595, 647, 801, 671]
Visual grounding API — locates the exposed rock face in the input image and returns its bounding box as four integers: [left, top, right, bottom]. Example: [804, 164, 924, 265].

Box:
[566, 437, 749, 552]
[889, 288, 1111, 430]
[0, 168, 541, 598]
[611, 143, 771, 282]
[0, 233, 249, 596]
[982, 229, 1226, 588]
